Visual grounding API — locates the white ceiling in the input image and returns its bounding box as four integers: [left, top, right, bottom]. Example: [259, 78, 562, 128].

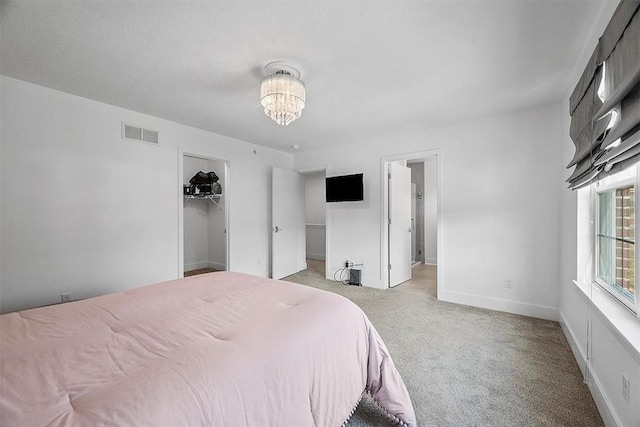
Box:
[0, 0, 607, 153]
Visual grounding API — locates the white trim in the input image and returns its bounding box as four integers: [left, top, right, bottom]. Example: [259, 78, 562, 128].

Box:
[297, 165, 329, 175]
[380, 149, 442, 297]
[560, 312, 588, 376]
[184, 261, 211, 271]
[572, 281, 640, 363]
[305, 223, 326, 228]
[594, 174, 635, 193]
[362, 275, 383, 288]
[178, 148, 230, 278]
[594, 278, 637, 314]
[438, 289, 559, 321]
[208, 261, 226, 271]
[588, 367, 623, 427]
[296, 165, 331, 280]
[593, 172, 638, 314]
[560, 312, 622, 427]
[178, 149, 183, 278]
[587, 163, 640, 316]
[183, 261, 225, 272]
[424, 257, 437, 265]
[306, 253, 325, 261]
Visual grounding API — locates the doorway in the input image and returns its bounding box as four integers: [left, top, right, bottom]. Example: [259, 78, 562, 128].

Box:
[302, 170, 327, 277]
[382, 150, 440, 297]
[270, 166, 330, 280]
[178, 151, 229, 278]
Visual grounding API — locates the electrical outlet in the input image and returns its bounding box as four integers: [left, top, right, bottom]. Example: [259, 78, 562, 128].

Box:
[504, 279, 513, 289]
[61, 292, 73, 303]
[622, 374, 630, 403]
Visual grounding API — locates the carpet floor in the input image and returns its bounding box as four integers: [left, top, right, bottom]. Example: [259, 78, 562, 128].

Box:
[283, 261, 603, 427]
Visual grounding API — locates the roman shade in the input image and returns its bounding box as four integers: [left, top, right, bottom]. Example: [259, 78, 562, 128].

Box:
[567, 1, 640, 189]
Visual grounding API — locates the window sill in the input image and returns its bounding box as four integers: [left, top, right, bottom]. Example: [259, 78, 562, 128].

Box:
[573, 280, 640, 362]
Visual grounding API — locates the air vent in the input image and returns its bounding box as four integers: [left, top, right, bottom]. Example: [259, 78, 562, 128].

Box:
[122, 122, 159, 145]
[143, 129, 158, 144]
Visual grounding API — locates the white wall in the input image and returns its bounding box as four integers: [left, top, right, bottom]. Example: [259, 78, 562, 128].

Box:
[304, 172, 326, 224]
[304, 172, 326, 261]
[295, 103, 563, 320]
[423, 159, 437, 265]
[559, 1, 640, 426]
[0, 76, 291, 313]
[558, 2, 640, 426]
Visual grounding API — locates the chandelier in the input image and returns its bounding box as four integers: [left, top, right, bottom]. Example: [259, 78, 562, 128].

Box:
[260, 62, 306, 126]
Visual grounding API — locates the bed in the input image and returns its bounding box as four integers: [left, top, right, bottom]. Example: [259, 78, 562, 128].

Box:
[0, 272, 416, 426]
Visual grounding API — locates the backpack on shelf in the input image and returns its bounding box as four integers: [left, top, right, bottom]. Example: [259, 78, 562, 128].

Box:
[188, 171, 220, 196]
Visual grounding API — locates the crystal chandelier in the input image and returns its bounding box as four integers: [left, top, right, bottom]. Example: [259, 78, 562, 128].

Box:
[260, 62, 306, 126]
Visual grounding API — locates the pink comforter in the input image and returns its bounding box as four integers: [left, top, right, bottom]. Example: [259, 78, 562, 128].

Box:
[0, 272, 416, 426]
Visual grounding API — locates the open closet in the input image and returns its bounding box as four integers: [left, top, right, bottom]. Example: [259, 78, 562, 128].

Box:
[303, 171, 326, 263]
[183, 154, 227, 276]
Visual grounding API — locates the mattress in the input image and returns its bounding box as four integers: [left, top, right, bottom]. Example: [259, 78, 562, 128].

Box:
[0, 271, 416, 426]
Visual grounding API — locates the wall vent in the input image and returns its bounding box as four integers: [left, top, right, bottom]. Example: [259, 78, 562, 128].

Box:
[142, 129, 159, 144]
[122, 122, 159, 145]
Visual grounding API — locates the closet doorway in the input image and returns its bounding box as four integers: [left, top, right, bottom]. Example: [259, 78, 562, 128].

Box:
[301, 170, 327, 278]
[178, 151, 229, 278]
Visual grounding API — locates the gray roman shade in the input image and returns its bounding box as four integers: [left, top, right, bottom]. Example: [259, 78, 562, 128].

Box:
[567, 1, 640, 189]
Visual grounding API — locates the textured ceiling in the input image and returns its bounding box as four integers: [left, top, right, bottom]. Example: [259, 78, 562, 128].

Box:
[0, 0, 608, 152]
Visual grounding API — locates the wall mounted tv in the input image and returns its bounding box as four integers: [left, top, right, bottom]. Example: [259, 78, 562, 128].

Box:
[326, 173, 364, 202]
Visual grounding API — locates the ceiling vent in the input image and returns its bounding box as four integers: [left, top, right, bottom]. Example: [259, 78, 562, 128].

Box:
[122, 122, 159, 145]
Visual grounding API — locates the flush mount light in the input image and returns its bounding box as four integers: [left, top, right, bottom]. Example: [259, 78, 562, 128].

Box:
[260, 61, 306, 126]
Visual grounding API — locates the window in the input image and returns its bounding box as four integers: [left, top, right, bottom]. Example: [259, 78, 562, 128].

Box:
[596, 175, 637, 312]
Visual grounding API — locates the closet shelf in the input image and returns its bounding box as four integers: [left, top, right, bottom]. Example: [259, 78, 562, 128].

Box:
[184, 194, 224, 207]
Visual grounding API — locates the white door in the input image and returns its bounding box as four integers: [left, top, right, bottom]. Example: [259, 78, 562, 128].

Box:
[272, 167, 301, 279]
[389, 162, 412, 287]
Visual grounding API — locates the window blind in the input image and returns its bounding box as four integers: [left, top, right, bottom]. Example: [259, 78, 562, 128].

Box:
[567, 1, 640, 189]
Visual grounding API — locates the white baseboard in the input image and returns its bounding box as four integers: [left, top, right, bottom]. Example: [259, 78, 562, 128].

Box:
[559, 313, 622, 427]
[438, 290, 559, 321]
[307, 253, 326, 261]
[424, 257, 437, 265]
[588, 369, 622, 427]
[208, 261, 226, 271]
[559, 313, 587, 376]
[360, 275, 384, 289]
[184, 261, 210, 271]
[185, 261, 226, 271]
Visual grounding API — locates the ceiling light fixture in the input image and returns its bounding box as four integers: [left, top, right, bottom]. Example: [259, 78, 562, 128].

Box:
[260, 61, 306, 126]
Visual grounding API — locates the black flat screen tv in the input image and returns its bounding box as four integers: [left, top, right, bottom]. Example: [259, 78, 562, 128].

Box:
[326, 173, 364, 202]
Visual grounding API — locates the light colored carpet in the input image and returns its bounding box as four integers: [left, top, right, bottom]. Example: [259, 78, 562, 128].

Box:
[284, 261, 603, 427]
